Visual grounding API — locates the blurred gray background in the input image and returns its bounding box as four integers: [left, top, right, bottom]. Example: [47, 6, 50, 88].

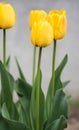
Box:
[0, 0, 79, 100]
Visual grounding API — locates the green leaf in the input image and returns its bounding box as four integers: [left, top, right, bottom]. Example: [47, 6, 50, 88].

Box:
[39, 87, 45, 130]
[0, 94, 1, 108]
[54, 54, 68, 92]
[16, 78, 32, 98]
[46, 79, 63, 119]
[15, 58, 26, 82]
[54, 78, 63, 93]
[17, 97, 31, 128]
[45, 116, 67, 130]
[11, 103, 19, 121]
[16, 79, 32, 127]
[0, 61, 19, 120]
[0, 113, 9, 130]
[0, 61, 13, 114]
[46, 78, 53, 119]
[54, 79, 70, 96]
[46, 78, 63, 117]
[55, 55, 68, 79]
[46, 55, 68, 119]
[0, 61, 15, 95]
[62, 80, 70, 88]
[55, 79, 70, 92]
[1, 103, 10, 119]
[50, 89, 68, 121]
[30, 70, 45, 130]
[6, 56, 10, 71]
[16, 96, 31, 126]
[1, 103, 29, 130]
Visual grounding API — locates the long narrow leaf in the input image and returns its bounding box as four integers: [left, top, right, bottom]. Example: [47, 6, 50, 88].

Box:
[15, 58, 26, 82]
[50, 89, 68, 121]
[16, 79, 32, 99]
[0, 113, 9, 130]
[17, 97, 31, 127]
[6, 56, 10, 71]
[0, 61, 13, 114]
[55, 55, 68, 79]
[30, 70, 45, 130]
[1, 103, 29, 130]
[62, 80, 70, 88]
[46, 55, 68, 119]
[16, 79, 32, 127]
[54, 78, 63, 93]
[0, 61, 19, 120]
[45, 116, 67, 130]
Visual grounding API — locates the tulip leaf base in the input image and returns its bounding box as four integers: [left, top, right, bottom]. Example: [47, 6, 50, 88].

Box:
[0, 53, 69, 130]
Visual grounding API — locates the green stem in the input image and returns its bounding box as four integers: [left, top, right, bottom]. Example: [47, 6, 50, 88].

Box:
[52, 39, 57, 97]
[36, 47, 42, 130]
[32, 46, 36, 86]
[3, 29, 6, 67]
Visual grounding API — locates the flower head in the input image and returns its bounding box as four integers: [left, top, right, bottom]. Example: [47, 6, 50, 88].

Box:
[29, 10, 47, 29]
[30, 21, 53, 47]
[0, 2, 16, 29]
[47, 10, 67, 40]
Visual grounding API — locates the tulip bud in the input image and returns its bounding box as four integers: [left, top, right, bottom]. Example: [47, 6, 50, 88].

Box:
[47, 10, 67, 40]
[29, 10, 47, 29]
[30, 21, 54, 47]
[0, 2, 16, 29]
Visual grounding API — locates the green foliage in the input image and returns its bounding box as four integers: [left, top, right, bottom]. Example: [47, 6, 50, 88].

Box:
[15, 58, 26, 82]
[1, 103, 28, 130]
[0, 61, 13, 114]
[50, 89, 68, 121]
[0, 53, 69, 130]
[30, 70, 45, 130]
[16, 79, 32, 127]
[46, 55, 69, 119]
[6, 56, 10, 71]
[44, 116, 67, 130]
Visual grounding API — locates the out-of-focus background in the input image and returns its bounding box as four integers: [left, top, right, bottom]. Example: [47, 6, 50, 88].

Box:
[0, 0, 79, 101]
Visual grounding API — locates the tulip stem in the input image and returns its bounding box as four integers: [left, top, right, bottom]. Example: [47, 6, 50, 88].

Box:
[51, 39, 56, 102]
[32, 46, 36, 86]
[36, 47, 42, 130]
[3, 29, 6, 67]
[52, 40, 56, 93]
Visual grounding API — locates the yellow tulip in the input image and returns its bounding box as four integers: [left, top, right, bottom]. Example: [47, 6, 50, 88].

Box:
[29, 10, 47, 29]
[30, 21, 54, 47]
[0, 2, 16, 29]
[47, 10, 67, 40]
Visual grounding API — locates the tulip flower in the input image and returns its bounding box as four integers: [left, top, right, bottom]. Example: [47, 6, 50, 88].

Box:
[29, 10, 47, 29]
[0, 2, 16, 67]
[30, 20, 53, 130]
[46, 10, 67, 117]
[30, 21, 54, 47]
[47, 10, 67, 40]
[0, 2, 16, 29]
[29, 10, 47, 85]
